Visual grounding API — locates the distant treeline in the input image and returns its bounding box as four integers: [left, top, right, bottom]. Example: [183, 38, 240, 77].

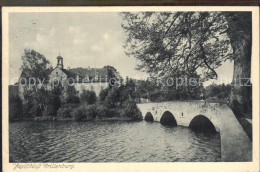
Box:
[132, 78, 231, 102]
[204, 83, 231, 101]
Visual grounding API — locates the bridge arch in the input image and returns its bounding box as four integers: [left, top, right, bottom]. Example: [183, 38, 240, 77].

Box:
[137, 102, 252, 161]
[160, 111, 177, 126]
[189, 115, 218, 134]
[144, 112, 154, 122]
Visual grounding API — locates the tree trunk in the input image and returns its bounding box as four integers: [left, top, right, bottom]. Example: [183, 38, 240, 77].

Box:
[224, 12, 252, 118]
[229, 39, 252, 118]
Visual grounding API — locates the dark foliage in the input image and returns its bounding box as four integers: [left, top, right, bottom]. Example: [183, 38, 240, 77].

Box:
[121, 99, 142, 120]
[104, 86, 121, 108]
[103, 65, 123, 87]
[99, 88, 109, 101]
[20, 49, 51, 81]
[9, 95, 23, 121]
[204, 83, 231, 100]
[57, 104, 78, 118]
[65, 85, 80, 104]
[22, 87, 62, 118]
[121, 12, 252, 118]
[71, 104, 98, 121]
[80, 90, 97, 104]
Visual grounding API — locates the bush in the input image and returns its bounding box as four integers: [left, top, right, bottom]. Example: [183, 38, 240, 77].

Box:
[71, 104, 97, 121]
[105, 86, 120, 108]
[65, 85, 80, 104]
[84, 104, 98, 119]
[42, 105, 56, 116]
[99, 88, 109, 101]
[121, 99, 142, 120]
[80, 90, 97, 104]
[95, 105, 108, 118]
[52, 94, 62, 113]
[66, 96, 80, 104]
[57, 104, 77, 118]
[95, 105, 118, 118]
[30, 99, 43, 117]
[71, 106, 87, 121]
[22, 87, 62, 118]
[34, 115, 54, 121]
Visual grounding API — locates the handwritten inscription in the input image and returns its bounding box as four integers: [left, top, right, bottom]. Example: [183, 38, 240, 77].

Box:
[13, 163, 75, 170]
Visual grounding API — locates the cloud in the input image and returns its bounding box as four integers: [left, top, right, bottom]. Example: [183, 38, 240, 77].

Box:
[36, 33, 46, 42]
[103, 32, 110, 40]
[91, 44, 102, 52]
[68, 26, 81, 33]
[73, 39, 84, 45]
[50, 28, 57, 36]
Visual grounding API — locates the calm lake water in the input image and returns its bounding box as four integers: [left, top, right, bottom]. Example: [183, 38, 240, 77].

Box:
[9, 121, 221, 162]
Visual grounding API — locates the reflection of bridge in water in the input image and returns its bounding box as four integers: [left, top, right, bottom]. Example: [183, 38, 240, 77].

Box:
[137, 101, 252, 162]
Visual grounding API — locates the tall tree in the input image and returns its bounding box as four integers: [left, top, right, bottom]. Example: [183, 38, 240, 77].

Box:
[20, 49, 51, 81]
[20, 49, 60, 117]
[103, 65, 123, 87]
[223, 12, 252, 118]
[121, 12, 252, 118]
[20, 49, 52, 101]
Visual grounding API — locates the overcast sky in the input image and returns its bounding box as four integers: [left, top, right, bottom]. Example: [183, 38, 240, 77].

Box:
[9, 12, 234, 85]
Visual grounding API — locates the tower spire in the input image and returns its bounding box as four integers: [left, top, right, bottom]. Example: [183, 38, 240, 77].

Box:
[57, 54, 64, 69]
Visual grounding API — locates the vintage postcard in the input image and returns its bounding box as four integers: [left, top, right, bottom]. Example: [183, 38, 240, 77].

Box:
[2, 6, 259, 172]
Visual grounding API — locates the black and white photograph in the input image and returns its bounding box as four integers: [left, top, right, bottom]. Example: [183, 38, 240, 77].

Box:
[2, 6, 259, 172]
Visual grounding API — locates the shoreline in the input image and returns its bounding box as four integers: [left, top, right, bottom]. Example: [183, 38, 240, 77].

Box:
[10, 117, 136, 122]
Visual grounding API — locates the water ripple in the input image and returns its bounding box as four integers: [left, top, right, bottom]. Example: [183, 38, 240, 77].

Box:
[9, 121, 221, 162]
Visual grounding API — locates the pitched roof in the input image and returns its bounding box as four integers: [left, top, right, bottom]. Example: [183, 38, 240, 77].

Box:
[63, 67, 108, 82]
[69, 67, 107, 77]
[60, 68, 77, 78]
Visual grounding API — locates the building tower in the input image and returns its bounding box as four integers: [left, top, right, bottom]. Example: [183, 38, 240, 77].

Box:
[57, 55, 63, 69]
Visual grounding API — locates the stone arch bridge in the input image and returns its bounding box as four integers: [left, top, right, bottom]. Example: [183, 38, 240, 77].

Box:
[137, 101, 252, 162]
